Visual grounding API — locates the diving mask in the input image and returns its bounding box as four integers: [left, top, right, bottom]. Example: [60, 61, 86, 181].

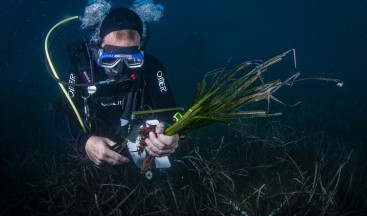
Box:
[97, 45, 144, 69]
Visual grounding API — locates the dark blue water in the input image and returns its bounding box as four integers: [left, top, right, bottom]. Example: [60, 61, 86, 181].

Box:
[1, 0, 366, 215]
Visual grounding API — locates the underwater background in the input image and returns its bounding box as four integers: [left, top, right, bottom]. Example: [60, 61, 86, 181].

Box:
[1, 0, 366, 215]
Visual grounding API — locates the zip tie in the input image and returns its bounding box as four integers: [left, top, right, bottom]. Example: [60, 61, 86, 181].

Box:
[173, 112, 183, 122]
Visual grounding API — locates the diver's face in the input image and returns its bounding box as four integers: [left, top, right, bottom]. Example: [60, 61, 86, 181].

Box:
[101, 31, 141, 74]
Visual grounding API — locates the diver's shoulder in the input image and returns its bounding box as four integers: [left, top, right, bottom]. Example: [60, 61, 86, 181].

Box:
[144, 53, 161, 62]
[144, 53, 164, 69]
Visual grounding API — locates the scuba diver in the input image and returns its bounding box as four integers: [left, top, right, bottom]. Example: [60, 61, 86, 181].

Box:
[52, 7, 179, 170]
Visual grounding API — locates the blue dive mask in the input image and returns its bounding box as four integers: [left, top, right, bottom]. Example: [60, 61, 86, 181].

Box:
[97, 45, 144, 69]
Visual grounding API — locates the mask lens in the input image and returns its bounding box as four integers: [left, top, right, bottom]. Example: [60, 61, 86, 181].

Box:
[124, 58, 144, 68]
[99, 57, 121, 68]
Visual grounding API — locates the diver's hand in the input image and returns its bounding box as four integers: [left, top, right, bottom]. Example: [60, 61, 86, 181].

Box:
[85, 136, 129, 165]
[145, 123, 179, 157]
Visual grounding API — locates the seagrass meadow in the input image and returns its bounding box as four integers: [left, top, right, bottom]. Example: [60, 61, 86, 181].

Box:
[1, 0, 367, 215]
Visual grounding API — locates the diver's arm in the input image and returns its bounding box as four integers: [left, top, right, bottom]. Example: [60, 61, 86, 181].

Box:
[143, 55, 179, 156]
[144, 54, 177, 124]
[55, 107, 130, 164]
[54, 84, 130, 166]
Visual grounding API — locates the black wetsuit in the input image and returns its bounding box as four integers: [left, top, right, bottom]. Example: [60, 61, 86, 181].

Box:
[54, 44, 176, 155]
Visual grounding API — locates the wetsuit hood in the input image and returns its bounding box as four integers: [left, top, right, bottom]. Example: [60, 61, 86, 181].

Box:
[99, 7, 143, 39]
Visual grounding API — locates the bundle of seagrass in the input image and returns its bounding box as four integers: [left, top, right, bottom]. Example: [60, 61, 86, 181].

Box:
[138, 49, 342, 172]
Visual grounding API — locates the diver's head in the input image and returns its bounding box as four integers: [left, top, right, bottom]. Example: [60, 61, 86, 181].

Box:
[97, 8, 144, 76]
[100, 7, 143, 41]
